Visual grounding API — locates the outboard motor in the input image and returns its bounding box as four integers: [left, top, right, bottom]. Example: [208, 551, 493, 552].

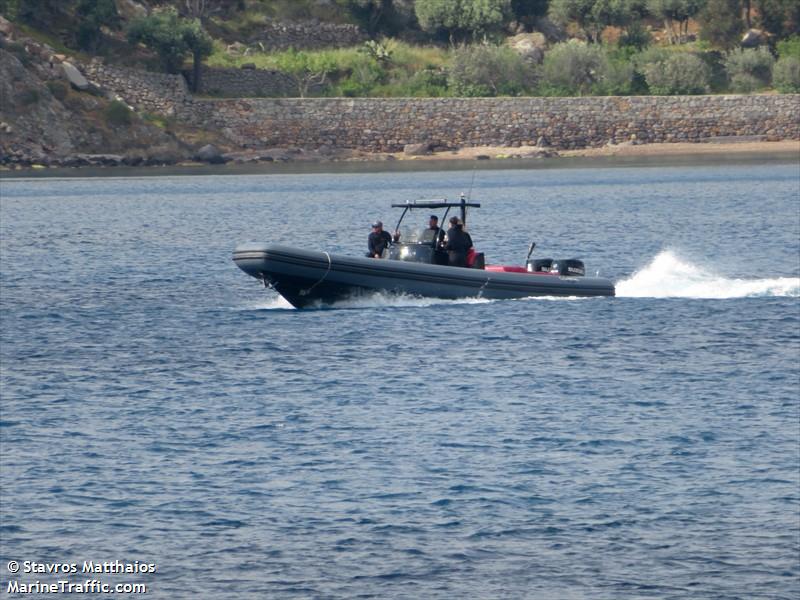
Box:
[527, 258, 553, 273]
[551, 259, 586, 277]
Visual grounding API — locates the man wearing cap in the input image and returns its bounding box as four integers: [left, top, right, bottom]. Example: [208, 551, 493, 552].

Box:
[367, 221, 393, 258]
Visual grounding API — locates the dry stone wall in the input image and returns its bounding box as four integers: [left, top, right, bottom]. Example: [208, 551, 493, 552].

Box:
[184, 66, 299, 97]
[248, 21, 367, 51]
[67, 59, 799, 151]
[80, 59, 190, 115]
[180, 95, 800, 152]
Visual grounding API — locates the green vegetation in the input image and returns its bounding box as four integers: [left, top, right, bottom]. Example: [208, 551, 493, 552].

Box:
[724, 47, 774, 92]
[127, 8, 213, 90]
[772, 56, 800, 92]
[76, 0, 118, 52]
[2, 0, 799, 98]
[104, 100, 133, 126]
[46, 80, 69, 101]
[415, 0, 512, 41]
[448, 43, 534, 96]
[641, 50, 710, 94]
[16, 87, 40, 106]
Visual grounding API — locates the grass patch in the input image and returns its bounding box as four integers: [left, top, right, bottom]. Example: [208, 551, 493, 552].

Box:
[142, 112, 172, 129]
[207, 39, 452, 97]
[15, 22, 84, 58]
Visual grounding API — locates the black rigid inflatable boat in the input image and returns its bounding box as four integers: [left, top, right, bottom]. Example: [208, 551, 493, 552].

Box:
[233, 198, 615, 308]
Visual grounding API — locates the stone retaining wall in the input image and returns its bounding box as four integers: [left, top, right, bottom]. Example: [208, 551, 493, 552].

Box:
[180, 95, 800, 152]
[248, 21, 367, 51]
[70, 59, 799, 151]
[184, 66, 298, 97]
[80, 60, 190, 116]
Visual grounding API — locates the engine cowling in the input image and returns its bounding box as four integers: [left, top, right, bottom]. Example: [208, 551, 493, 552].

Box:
[551, 259, 585, 276]
[527, 258, 553, 273]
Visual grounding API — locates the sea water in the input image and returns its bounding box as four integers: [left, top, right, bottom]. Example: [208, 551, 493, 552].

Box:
[1, 162, 798, 599]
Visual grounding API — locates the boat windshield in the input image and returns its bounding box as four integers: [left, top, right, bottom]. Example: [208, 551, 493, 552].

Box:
[398, 226, 438, 245]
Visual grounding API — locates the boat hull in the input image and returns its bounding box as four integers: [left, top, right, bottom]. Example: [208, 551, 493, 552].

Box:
[233, 244, 615, 308]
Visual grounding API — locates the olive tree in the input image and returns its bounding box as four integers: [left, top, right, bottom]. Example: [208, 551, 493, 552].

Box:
[274, 51, 336, 97]
[548, 0, 643, 43]
[76, 0, 119, 52]
[697, 0, 742, 50]
[724, 47, 775, 92]
[448, 43, 535, 95]
[646, 0, 705, 44]
[338, 0, 416, 36]
[127, 8, 213, 91]
[538, 39, 634, 95]
[415, 0, 512, 42]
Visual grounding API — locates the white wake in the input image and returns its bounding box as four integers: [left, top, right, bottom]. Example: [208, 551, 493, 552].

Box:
[616, 251, 800, 299]
[250, 291, 494, 310]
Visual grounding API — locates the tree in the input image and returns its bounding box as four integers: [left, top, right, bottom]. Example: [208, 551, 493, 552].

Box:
[274, 51, 336, 97]
[697, 0, 743, 50]
[755, 0, 800, 39]
[127, 8, 213, 91]
[646, 0, 705, 44]
[510, 0, 550, 24]
[548, 0, 602, 42]
[415, 0, 512, 42]
[76, 0, 119, 52]
[13, 0, 75, 29]
[338, 0, 416, 36]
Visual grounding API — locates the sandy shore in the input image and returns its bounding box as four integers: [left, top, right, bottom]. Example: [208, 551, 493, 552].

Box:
[2, 139, 797, 176]
[394, 139, 800, 162]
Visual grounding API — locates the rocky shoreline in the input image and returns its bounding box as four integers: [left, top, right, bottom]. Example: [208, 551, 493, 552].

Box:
[2, 139, 797, 174]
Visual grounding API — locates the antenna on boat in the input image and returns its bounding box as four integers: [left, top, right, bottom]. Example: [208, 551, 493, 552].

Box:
[466, 165, 477, 201]
[526, 242, 536, 261]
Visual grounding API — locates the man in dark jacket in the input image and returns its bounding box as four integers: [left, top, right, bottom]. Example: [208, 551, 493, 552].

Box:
[445, 216, 473, 267]
[367, 221, 393, 258]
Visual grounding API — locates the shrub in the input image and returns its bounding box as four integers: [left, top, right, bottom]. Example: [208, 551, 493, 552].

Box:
[776, 36, 800, 60]
[6, 41, 32, 67]
[448, 44, 534, 96]
[538, 40, 632, 96]
[538, 40, 603, 95]
[773, 56, 800, 93]
[724, 47, 775, 92]
[16, 88, 40, 106]
[46, 80, 69, 101]
[374, 69, 451, 97]
[642, 52, 711, 94]
[405, 68, 451, 96]
[335, 54, 387, 96]
[105, 100, 133, 126]
[598, 57, 636, 95]
[619, 21, 652, 51]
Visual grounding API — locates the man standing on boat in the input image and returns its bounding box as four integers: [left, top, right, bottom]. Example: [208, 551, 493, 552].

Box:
[368, 221, 394, 258]
[428, 215, 445, 244]
[445, 216, 473, 267]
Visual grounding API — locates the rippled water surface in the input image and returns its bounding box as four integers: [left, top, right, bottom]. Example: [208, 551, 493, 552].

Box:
[1, 162, 799, 599]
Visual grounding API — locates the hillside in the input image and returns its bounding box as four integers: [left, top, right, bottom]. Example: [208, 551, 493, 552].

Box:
[0, 0, 797, 168]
